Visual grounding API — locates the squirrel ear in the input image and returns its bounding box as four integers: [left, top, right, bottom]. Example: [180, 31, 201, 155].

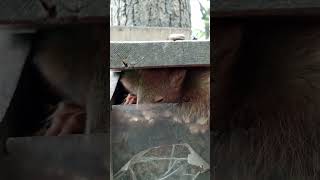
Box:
[170, 70, 187, 88]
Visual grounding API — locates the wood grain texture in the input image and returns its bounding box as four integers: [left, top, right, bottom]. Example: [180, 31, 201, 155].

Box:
[110, 40, 210, 69]
[110, 26, 192, 41]
[110, 71, 120, 100]
[213, 0, 320, 17]
[0, 0, 107, 25]
[110, 0, 191, 28]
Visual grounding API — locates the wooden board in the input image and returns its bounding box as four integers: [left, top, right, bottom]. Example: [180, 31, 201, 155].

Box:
[3, 134, 109, 180]
[0, 31, 33, 123]
[110, 40, 210, 69]
[0, 0, 107, 25]
[110, 71, 120, 100]
[213, 0, 320, 17]
[111, 26, 192, 41]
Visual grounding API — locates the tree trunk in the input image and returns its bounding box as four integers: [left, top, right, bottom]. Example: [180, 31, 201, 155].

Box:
[111, 0, 191, 28]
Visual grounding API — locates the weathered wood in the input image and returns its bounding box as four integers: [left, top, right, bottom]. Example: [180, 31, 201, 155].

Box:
[110, 71, 120, 100]
[0, 0, 107, 25]
[111, 26, 192, 41]
[83, 24, 109, 140]
[0, 31, 33, 123]
[3, 134, 108, 180]
[111, 0, 191, 28]
[111, 104, 210, 178]
[0, 30, 34, 167]
[213, 0, 320, 17]
[110, 40, 210, 69]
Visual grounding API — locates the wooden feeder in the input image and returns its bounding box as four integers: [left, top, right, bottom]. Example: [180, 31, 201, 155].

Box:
[110, 27, 210, 177]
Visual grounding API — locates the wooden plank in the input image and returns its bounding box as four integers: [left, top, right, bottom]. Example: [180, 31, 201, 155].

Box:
[85, 25, 109, 135]
[111, 104, 210, 178]
[0, 30, 34, 170]
[0, 0, 107, 25]
[0, 31, 33, 123]
[110, 71, 120, 100]
[111, 26, 192, 41]
[3, 134, 108, 179]
[110, 40, 210, 69]
[213, 0, 320, 17]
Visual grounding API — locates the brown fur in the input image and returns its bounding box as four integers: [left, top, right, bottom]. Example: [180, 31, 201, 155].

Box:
[120, 68, 187, 104]
[120, 67, 210, 133]
[33, 25, 105, 135]
[214, 20, 320, 178]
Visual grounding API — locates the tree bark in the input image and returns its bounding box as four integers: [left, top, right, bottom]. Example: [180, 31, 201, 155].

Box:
[111, 0, 191, 28]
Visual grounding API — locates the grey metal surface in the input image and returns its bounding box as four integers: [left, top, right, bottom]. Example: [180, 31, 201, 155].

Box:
[110, 40, 210, 69]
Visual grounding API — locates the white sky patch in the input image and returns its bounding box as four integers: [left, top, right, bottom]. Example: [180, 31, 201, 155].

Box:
[190, 0, 210, 39]
[191, 0, 203, 30]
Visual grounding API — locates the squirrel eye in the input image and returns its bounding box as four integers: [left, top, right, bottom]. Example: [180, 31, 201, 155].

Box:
[154, 96, 164, 103]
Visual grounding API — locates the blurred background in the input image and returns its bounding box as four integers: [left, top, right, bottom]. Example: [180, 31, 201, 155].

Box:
[190, 0, 210, 40]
